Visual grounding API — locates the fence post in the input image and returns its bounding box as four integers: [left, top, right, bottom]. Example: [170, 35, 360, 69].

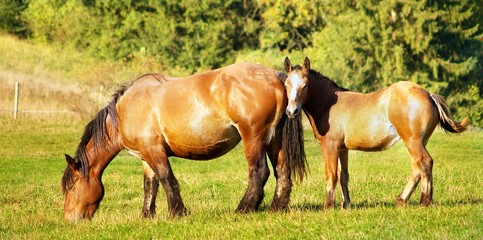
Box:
[13, 81, 19, 120]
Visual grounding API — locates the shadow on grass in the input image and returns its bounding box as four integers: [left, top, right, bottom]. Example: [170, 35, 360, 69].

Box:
[438, 198, 483, 207]
[286, 197, 483, 212]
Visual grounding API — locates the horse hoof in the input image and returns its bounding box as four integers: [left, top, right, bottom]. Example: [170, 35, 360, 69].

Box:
[395, 197, 408, 207]
[324, 202, 335, 210]
[141, 210, 156, 218]
[270, 203, 289, 212]
[419, 199, 433, 207]
[169, 208, 189, 217]
[236, 207, 255, 214]
[340, 202, 351, 209]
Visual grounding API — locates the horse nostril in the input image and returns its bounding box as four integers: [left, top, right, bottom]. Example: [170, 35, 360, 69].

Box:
[286, 108, 291, 117]
[286, 108, 298, 118]
[293, 108, 300, 116]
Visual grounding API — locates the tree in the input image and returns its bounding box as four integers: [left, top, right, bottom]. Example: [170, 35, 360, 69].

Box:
[307, 0, 481, 124]
[0, 0, 28, 36]
[257, 0, 325, 51]
[161, 0, 260, 70]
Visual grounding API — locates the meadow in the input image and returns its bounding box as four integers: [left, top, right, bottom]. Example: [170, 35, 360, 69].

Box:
[0, 116, 481, 239]
[0, 33, 481, 239]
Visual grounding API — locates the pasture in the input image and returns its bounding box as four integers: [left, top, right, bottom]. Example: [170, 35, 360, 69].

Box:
[0, 116, 481, 239]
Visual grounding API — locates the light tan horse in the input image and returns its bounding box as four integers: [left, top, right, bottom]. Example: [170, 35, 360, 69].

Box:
[62, 63, 307, 221]
[283, 57, 468, 209]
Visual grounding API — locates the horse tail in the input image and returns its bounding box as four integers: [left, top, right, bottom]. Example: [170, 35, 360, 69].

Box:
[430, 94, 469, 133]
[73, 86, 126, 180]
[282, 114, 308, 182]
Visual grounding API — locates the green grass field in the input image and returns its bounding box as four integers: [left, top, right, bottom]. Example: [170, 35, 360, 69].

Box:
[0, 116, 481, 239]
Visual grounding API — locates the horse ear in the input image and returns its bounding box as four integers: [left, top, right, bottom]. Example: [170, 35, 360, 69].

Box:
[303, 57, 310, 72]
[65, 154, 78, 171]
[284, 57, 292, 73]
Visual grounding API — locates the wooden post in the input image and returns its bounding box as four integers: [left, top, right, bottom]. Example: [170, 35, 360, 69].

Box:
[13, 81, 19, 120]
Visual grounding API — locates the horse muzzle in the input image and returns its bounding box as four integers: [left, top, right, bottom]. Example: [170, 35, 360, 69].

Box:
[286, 105, 301, 119]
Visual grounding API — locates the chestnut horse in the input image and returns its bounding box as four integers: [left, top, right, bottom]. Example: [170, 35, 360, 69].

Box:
[283, 57, 468, 209]
[62, 63, 307, 221]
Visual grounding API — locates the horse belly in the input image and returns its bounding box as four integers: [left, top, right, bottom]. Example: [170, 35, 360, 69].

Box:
[345, 122, 400, 151]
[163, 123, 242, 160]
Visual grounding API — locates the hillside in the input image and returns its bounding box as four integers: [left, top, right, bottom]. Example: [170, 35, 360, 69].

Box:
[0, 34, 169, 120]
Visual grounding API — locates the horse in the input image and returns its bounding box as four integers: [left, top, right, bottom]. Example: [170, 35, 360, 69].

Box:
[283, 57, 468, 209]
[61, 63, 308, 221]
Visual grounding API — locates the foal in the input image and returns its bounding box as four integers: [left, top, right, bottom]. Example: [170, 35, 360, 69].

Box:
[283, 57, 468, 208]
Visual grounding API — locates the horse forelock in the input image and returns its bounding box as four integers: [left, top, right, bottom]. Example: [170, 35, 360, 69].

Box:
[282, 114, 308, 182]
[292, 65, 303, 71]
[61, 166, 75, 194]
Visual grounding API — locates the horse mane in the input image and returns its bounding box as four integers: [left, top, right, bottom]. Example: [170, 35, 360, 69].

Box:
[308, 69, 349, 92]
[62, 86, 126, 194]
[75, 73, 167, 177]
[62, 73, 167, 193]
[137, 73, 168, 83]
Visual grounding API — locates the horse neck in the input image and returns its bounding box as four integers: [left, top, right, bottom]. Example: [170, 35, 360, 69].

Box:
[76, 108, 123, 181]
[84, 138, 122, 179]
[303, 75, 340, 119]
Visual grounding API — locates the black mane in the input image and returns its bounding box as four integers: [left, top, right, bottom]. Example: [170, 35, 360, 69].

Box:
[308, 69, 349, 91]
[61, 88, 124, 194]
[291, 64, 348, 91]
[62, 73, 167, 193]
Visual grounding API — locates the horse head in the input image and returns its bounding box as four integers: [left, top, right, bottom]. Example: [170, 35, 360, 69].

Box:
[283, 57, 311, 118]
[62, 154, 104, 221]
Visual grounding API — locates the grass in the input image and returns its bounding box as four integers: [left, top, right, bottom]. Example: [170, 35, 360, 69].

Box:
[0, 33, 481, 239]
[0, 116, 481, 239]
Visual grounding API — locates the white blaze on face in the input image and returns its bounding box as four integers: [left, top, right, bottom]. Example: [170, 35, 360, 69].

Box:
[286, 73, 304, 116]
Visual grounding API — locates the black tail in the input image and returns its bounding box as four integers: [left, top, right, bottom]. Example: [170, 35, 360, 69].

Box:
[282, 114, 308, 182]
[430, 94, 469, 133]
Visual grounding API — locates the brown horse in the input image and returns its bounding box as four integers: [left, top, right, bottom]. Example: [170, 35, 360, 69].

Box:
[283, 57, 468, 209]
[61, 63, 307, 221]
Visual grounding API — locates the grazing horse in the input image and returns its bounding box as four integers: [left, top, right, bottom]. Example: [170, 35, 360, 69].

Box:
[61, 63, 307, 221]
[283, 57, 468, 209]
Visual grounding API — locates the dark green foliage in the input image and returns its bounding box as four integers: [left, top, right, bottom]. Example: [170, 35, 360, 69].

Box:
[0, 0, 28, 36]
[257, 0, 325, 51]
[3, 0, 481, 126]
[20, 0, 262, 70]
[307, 0, 482, 126]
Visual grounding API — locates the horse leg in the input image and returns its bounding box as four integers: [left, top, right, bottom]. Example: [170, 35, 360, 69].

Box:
[141, 160, 159, 218]
[322, 144, 339, 209]
[142, 148, 188, 217]
[419, 152, 434, 206]
[396, 157, 421, 206]
[338, 150, 351, 209]
[397, 140, 433, 206]
[267, 128, 292, 211]
[237, 138, 270, 213]
[411, 144, 434, 206]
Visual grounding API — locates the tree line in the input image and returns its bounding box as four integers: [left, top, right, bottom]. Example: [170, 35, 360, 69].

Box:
[1, 0, 481, 126]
